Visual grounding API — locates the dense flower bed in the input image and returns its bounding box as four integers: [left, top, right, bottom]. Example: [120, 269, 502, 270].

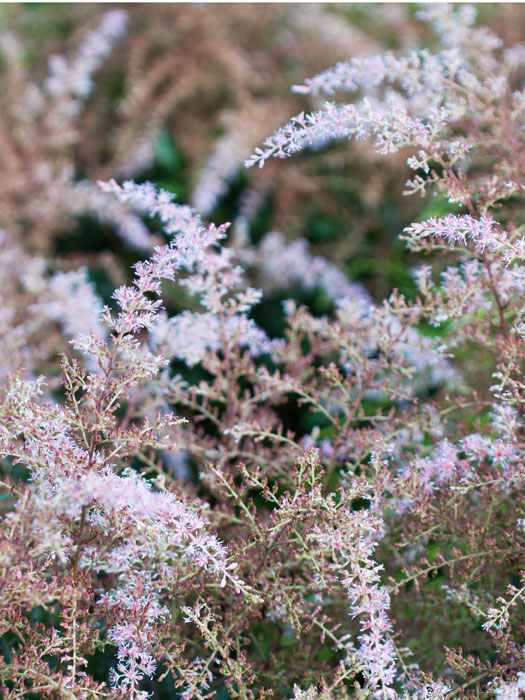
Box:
[0, 5, 523, 700]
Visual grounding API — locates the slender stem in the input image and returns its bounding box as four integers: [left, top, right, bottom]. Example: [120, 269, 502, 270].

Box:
[483, 252, 509, 338]
[72, 505, 88, 578]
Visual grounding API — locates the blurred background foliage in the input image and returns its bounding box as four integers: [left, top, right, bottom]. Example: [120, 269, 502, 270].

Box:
[0, 3, 436, 303]
[2, 2, 519, 315]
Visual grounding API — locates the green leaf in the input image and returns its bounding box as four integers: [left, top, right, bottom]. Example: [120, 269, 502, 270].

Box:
[154, 128, 184, 174]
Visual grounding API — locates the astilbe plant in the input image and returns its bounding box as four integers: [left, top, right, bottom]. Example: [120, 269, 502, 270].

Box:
[0, 192, 255, 698]
[0, 4, 524, 700]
